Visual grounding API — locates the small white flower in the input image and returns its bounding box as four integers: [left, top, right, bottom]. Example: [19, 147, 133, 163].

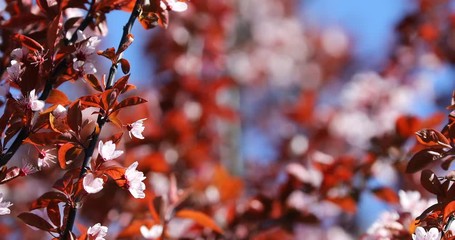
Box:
[140, 224, 164, 239]
[38, 149, 56, 168]
[161, 0, 188, 12]
[0, 193, 12, 215]
[73, 60, 97, 75]
[83, 173, 104, 194]
[52, 104, 67, 119]
[412, 226, 440, 240]
[128, 118, 146, 139]
[28, 89, 45, 112]
[87, 223, 108, 240]
[7, 60, 23, 82]
[124, 161, 146, 198]
[98, 140, 123, 161]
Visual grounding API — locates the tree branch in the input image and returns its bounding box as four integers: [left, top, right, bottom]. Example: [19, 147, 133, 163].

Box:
[61, 0, 143, 238]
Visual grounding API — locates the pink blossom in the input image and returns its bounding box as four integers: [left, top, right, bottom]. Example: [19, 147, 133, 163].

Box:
[124, 161, 146, 199]
[128, 118, 146, 139]
[83, 173, 104, 194]
[28, 90, 45, 112]
[412, 227, 440, 240]
[87, 223, 108, 240]
[98, 140, 123, 161]
[0, 193, 12, 215]
[38, 149, 56, 168]
[140, 224, 163, 239]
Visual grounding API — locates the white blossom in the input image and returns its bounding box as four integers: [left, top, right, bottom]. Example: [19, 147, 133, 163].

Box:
[399, 190, 436, 219]
[52, 104, 67, 119]
[128, 118, 146, 139]
[125, 161, 146, 198]
[98, 140, 123, 161]
[46, 0, 57, 7]
[161, 0, 188, 12]
[10, 48, 24, 61]
[28, 89, 45, 112]
[366, 211, 404, 239]
[412, 227, 440, 240]
[0, 193, 12, 215]
[38, 149, 56, 168]
[140, 225, 164, 239]
[87, 223, 108, 240]
[83, 173, 104, 194]
[7, 60, 23, 82]
[71, 30, 101, 81]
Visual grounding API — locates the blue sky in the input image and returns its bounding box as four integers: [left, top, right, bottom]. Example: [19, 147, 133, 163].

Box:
[301, 0, 412, 67]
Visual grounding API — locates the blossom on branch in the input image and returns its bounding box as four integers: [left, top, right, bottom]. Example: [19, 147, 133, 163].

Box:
[0, 194, 12, 215]
[87, 223, 108, 240]
[72, 30, 101, 81]
[28, 89, 45, 112]
[127, 118, 146, 139]
[124, 161, 146, 199]
[98, 140, 123, 161]
[140, 224, 164, 239]
[83, 173, 104, 194]
[412, 227, 440, 240]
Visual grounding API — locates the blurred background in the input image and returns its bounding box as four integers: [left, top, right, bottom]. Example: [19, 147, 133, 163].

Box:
[99, 0, 455, 238]
[3, 0, 455, 239]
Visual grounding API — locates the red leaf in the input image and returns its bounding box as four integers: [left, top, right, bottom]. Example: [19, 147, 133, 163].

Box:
[14, 34, 44, 52]
[47, 13, 62, 52]
[395, 115, 421, 138]
[175, 209, 224, 234]
[84, 74, 104, 92]
[58, 143, 74, 169]
[67, 101, 82, 134]
[119, 58, 131, 74]
[112, 74, 130, 93]
[46, 89, 70, 105]
[406, 149, 443, 173]
[111, 97, 147, 114]
[444, 201, 455, 222]
[371, 187, 399, 204]
[31, 191, 68, 210]
[420, 169, 443, 195]
[18, 212, 55, 232]
[415, 128, 450, 147]
[97, 47, 116, 63]
[47, 201, 61, 228]
[25, 132, 61, 146]
[100, 89, 117, 112]
[101, 165, 126, 184]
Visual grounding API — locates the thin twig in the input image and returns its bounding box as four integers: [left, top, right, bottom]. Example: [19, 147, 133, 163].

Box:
[60, 1, 143, 239]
